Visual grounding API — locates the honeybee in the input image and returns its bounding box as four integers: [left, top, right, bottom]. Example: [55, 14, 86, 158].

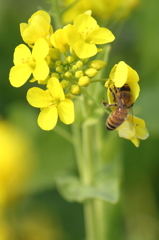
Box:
[103, 84, 134, 130]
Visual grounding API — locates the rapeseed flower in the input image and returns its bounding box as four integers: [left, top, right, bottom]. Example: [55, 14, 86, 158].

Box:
[105, 61, 140, 105]
[64, 13, 115, 58]
[104, 61, 149, 146]
[27, 77, 75, 130]
[0, 120, 32, 206]
[61, 0, 140, 24]
[20, 10, 53, 46]
[9, 38, 49, 87]
[50, 29, 69, 53]
[117, 116, 149, 147]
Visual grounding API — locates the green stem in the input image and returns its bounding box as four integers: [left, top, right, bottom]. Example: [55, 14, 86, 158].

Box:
[72, 97, 107, 240]
[81, 97, 96, 240]
[93, 200, 106, 240]
[54, 125, 73, 143]
[90, 78, 109, 83]
[50, 0, 63, 29]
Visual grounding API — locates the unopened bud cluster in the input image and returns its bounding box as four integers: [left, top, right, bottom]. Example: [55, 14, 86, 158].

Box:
[49, 56, 106, 95]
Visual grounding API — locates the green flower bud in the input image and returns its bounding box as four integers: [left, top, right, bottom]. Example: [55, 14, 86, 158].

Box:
[61, 79, 70, 89]
[78, 76, 90, 87]
[84, 68, 98, 77]
[70, 84, 81, 95]
[66, 56, 75, 63]
[55, 60, 62, 67]
[75, 70, 84, 78]
[64, 71, 72, 78]
[51, 72, 60, 79]
[76, 60, 83, 69]
[72, 65, 78, 71]
[56, 66, 64, 73]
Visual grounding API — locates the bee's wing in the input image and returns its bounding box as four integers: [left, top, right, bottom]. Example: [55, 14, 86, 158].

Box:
[117, 117, 136, 139]
[126, 108, 134, 130]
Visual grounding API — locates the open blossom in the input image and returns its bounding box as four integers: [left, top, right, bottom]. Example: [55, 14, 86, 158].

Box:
[117, 116, 149, 147]
[27, 77, 75, 131]
[104, 61, 149, 146]
[9, 38, 49, 87]
[64, 13, 115, 58]
[20, 10, 53, 46]
[50, 29, 69, 53]
[105, 61, 140, 105]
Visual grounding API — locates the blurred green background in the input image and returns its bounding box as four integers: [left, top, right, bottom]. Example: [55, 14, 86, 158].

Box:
[0, 0, 159, 239]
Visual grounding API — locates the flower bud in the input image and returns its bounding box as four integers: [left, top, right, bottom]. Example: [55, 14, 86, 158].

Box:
[61, 79, 70, 89]
[78, 76, 90, 87]
[76, 61, 83, 69]
[51, 72, 60, 79]
[56, 66, 64, 73]
[55, 60, 62, 66]
[84, 68, 98, 77]
[66, 56, 74, 63]
[75, 70, 84, 78]
[72, 65, 78, 71]
[70, 84, 81, 95]
[64, 71, 72, 78]
[88, 60, 106, 70]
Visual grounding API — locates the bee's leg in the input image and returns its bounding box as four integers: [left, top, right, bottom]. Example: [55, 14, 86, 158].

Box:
[102, 99, 117, 108]
[109, 87, 117, 102]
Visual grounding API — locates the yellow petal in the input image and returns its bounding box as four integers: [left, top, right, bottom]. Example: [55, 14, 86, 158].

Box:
[29, 10, 51, 29]
[33, 60, 49, 80]
[133, 117, 149, 140]
[47, 77, 65, 100]
[21, 25, 42, 44]
[13, 44, 32, 65]
[128, 81, 140, 103]
[117, 120, 136, 140]
[89, 28, 115, 44]
[58, 98, 75, 124]
[32, 38, 49, 60]
[27, 87, 52, 108]
[38, 107, 58, 131]
[64, 24, 81, 46]
[109, 64, 117, 79]
[20, 23, 28, 37]
[74, 14, 97, 32]
[9, 65, 31, 87]
[113, 61, 128, 87]
[131, 138, 140, 147]
[73, 40, 97, 58]
[127, 65, 139, 83]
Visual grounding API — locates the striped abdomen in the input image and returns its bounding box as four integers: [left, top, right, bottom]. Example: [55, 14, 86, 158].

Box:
[106, 107, 128, 130]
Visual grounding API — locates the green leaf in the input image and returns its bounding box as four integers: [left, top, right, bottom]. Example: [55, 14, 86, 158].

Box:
[55, 172, 119, 204]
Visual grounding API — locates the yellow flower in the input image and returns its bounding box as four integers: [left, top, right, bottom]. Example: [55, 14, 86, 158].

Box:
[64, 13, 115, 58]
[27, 77, 75, 130]
[0, 120, 32, 206]
[20, 10, 53, 46]
[105, 61, 140, 104]
[50, 29, 69, 53]
[9, 38, 49, 87]
[62, 0, 139, 24]
[117, 115, 149, 147]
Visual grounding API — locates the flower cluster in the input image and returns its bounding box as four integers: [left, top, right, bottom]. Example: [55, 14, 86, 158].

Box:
[9, 10, 148, 146]
[9, 10, 115, 130]
[104, 61, 149, 147]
